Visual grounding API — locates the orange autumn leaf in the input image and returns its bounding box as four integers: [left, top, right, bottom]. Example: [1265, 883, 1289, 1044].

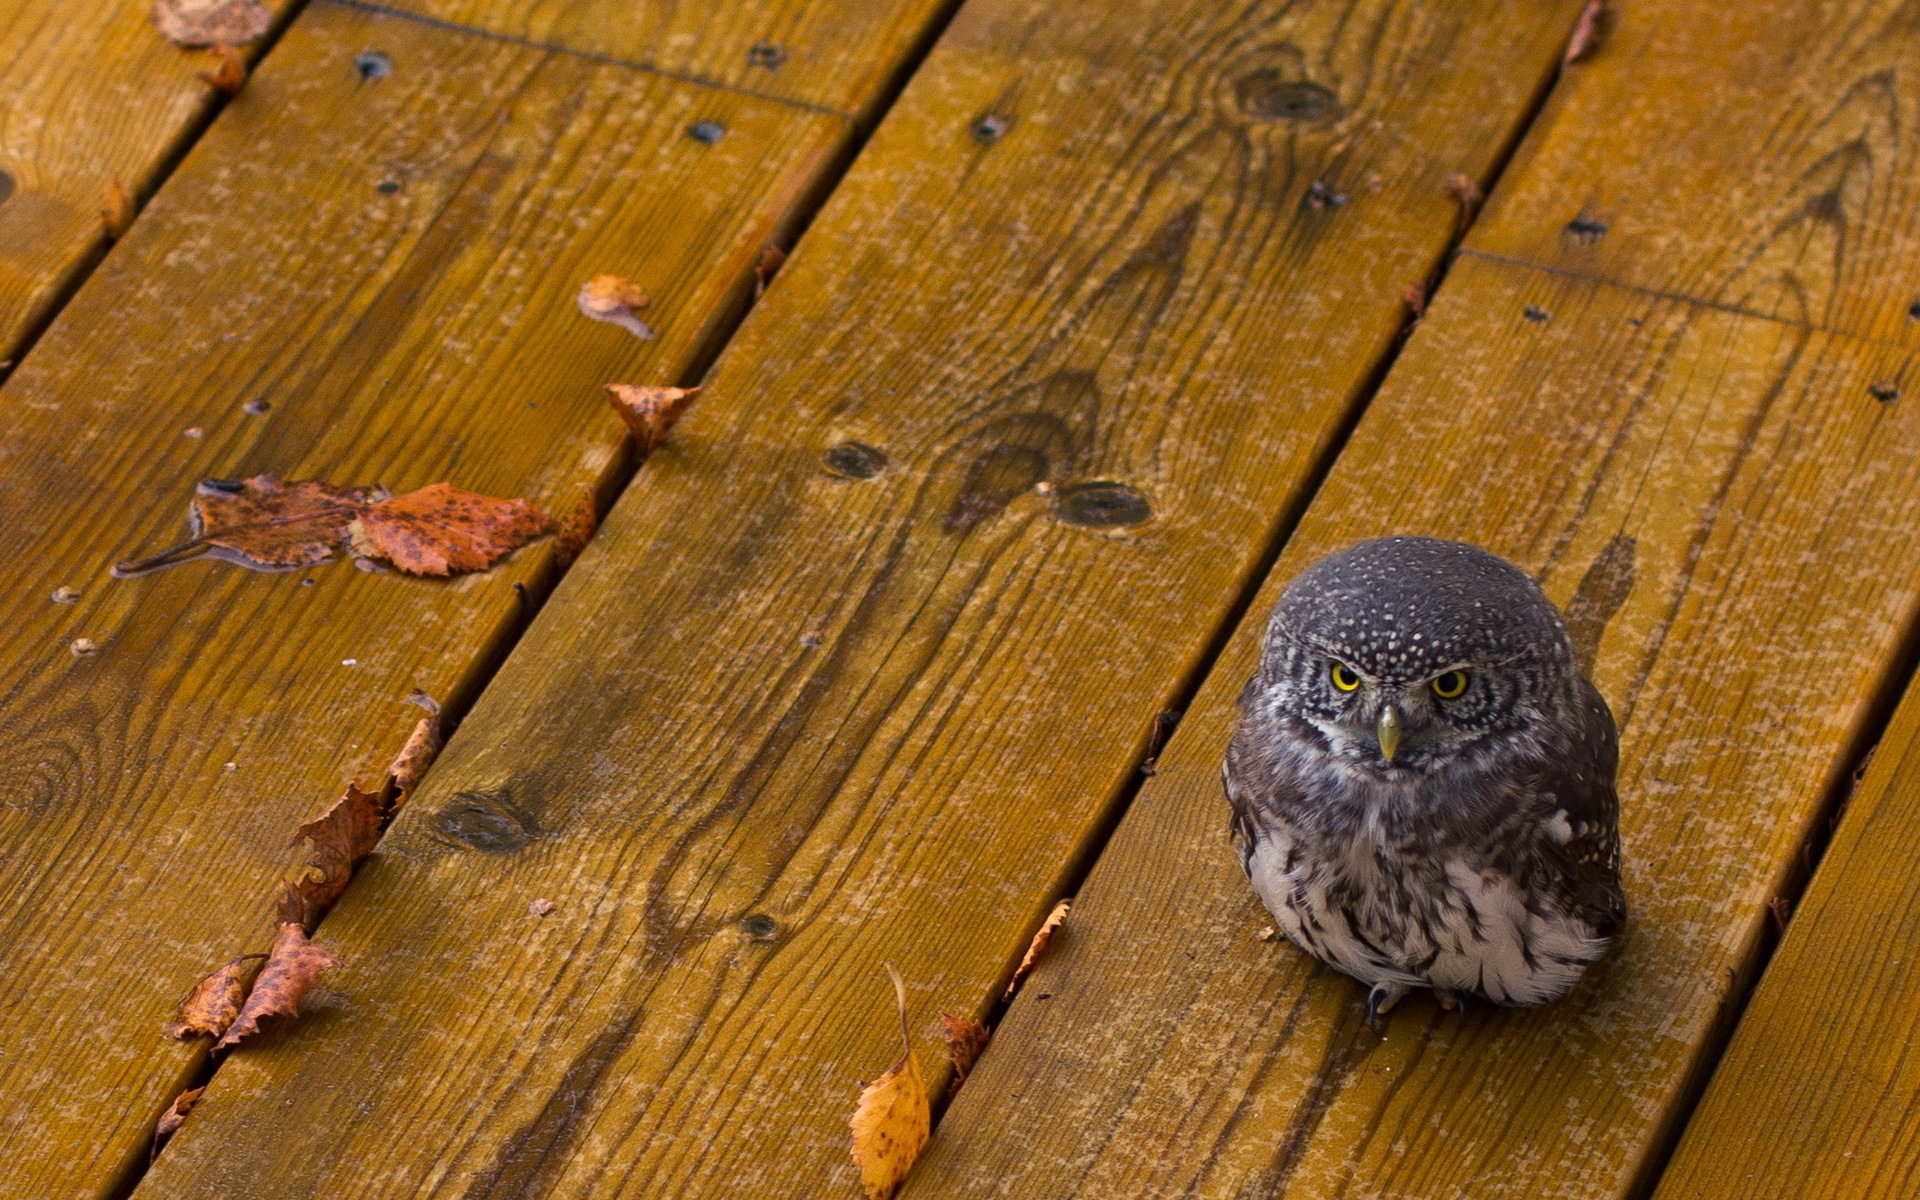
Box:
[1004, 897, 1071, 1001]
[352, 483, 552, 576]
[278, 783, 387, 930]
[551, 482, 598, 568]
[214, 923, 339, 1049]
[164, 954, 262, 1040]
[388, 690, 443, 799]
[604, 385, 700, 452]
[849, 962, 929, 1200]
[198, 43, 247, 94]
[152, 0, 271, 47]
[577, 274, 654, 339]
[151, 1086, 204, 1160]
[754, 244, 787, 298]
[102, 177, 135, 238]
[1563, 0, 1608, 64]
[938, 1012, 990, 1097]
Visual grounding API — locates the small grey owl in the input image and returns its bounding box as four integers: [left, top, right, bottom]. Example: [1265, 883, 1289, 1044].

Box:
[1224, 536, 1625, 1025]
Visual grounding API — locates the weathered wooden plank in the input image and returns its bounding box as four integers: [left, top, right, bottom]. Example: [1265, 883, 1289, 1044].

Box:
[131, 1, 1585, 1196]
[1650, 681, 1920, 1197]
[0, 0, 295, 362]
[1472, 0, 1920, 344]
[903, 261, 1920, 1198]
[379, 0, 954, 120]
[0, 0, 882, 1192]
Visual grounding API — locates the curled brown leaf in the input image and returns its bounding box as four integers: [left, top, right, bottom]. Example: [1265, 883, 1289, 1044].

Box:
[165, 954, 263, 1039]
[278, 783, 387, 930]
[1004, 898, 1071, 1001]
[604, 385, 700, 453]
[102, 177, 135, 238]
[151, 1087, 204, 1160]
[198, 43, 247, 94]
[938, 1012, 990, 1097]
[1563, 0, 1608, 64]
[214, 923, 339, 1049]
[153, 0, 271, 47]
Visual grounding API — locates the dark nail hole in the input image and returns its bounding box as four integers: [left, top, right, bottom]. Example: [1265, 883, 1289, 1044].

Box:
[1055, 481, 1151, 529]
[971, 113, 1010, 144]
[1566, 216, 1608, 243]
[242, 398, 270, 415]
[741, 914, 779, 940]
[431, 791, 536, 853]
[747, 42, 787, 68]
[355, 51, 392, 81]
[1235, 70, 1340, 122]
[688, 121, 726, 144]
[1304, 181, 1347, 210]
[1871, 381, 1900, 403]
[375, 179, 401, 194]
[1523, 305, 1550, 323]
[1908, 301, 1920, 321]
[823, 441, 887, 479]
[0, 168, 13, 208]
[301, 578, 315, 586]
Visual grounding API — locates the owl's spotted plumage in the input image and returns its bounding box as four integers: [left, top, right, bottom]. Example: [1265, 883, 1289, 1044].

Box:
[1224, 536, 1625, 1025]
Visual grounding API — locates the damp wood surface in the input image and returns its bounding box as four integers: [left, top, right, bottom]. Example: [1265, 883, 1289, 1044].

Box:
[128, 0, 1589, 1196]
[0, 0, 296, 362]
[904, 254, 1920, 1200]
[1650, 673, 1920, 1200]
[384, 0, 958, 122]
[0, 0, 906, 1191]
[900, 0, 1920, 1189]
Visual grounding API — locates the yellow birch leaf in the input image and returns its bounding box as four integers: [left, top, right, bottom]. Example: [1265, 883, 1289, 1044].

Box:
[848, 961, 928, 1200]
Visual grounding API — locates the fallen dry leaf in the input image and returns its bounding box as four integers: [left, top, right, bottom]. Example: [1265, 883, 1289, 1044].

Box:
[214, 922, 339, 1049]
[118, 476, 552, 578]
[1563, 0, 1608, 64]
[754, 244, 787, 298]
[1402, 282, 1427, 320]
[849, 962, 929, 1200]
[278, 783, 387, 930]
[353, 483, 552, 576]
[938, 1012, 990, 1098]
[152, 1087, 204, 1160]
[578, 274, 655, 339]
[198, 43, 247, 94]
[551, 482, 598, 567]
[387, 690, 443, 799]
[153, 0, 271, 47]
[165, 954, 263, 1039]
[115, 475, 373, 575]
[604, 385, 700, 453]
[1004, 898, 1071, 1001]
[1444, 172, 1483, 236]
[102, 177, 135, 237]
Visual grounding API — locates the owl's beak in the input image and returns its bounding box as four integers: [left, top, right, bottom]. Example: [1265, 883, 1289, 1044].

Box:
[1376, 705, 1403, 763]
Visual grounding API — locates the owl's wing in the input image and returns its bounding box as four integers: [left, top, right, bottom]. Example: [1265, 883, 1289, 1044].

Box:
[1531, 677, 1627, 936]
[1222, 738, 1268, 881]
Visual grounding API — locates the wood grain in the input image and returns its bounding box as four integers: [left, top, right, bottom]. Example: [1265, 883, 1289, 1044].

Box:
[130, 1, 1585, 1196]
[0, 2, 873, 1194]
[0, 0, 295, 362]
[1472, 0, 1920, 345]
[906, 251, 1920, 1199]
[1650, 677, 1920, 1197]
[379, 0, 956, 121]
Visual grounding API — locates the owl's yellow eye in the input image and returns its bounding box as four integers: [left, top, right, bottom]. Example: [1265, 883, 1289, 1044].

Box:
[1431, 670, 1469, 699]
[1329, 662, 1360, 692]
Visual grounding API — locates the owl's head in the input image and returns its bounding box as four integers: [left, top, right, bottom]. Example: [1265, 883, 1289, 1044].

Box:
[1255, 536, 1576, 774]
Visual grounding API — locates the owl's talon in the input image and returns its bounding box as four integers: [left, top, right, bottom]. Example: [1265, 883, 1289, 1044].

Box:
[1435, 988, 1461, 1012]
[1366, 982, 1408, 1031]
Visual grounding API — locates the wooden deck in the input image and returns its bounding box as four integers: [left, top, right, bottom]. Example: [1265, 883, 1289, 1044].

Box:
[2, 1, 1917, 1197]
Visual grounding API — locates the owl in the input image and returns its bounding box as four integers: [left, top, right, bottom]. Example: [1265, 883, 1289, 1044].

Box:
[1224, 536, 1625, 1025]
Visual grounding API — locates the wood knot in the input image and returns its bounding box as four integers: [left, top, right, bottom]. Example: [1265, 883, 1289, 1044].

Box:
[823, 441, 888, 479]
[431, 790, 537, 853]
[1235, 71, 1339, 122]
[1054, 482, 1150, 529]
